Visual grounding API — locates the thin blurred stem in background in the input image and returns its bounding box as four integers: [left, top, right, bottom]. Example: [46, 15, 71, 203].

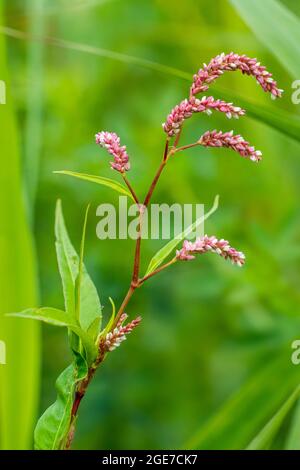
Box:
[24, 0, 45, 222]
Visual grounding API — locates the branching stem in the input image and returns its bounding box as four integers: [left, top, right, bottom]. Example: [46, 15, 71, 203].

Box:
[65, 138, 177, 449]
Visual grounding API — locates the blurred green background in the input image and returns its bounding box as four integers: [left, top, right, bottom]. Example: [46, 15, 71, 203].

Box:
[1, 0, 300, 450]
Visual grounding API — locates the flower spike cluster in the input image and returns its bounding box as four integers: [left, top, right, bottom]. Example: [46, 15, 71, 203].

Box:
[176, 235, 245, 267]
[104, 314, 142, 352]
[190, 52, 283, 99]
[163, 52, 282, 147]
[163, 96, 245, 137]
[199, 130, 262, 162]
[95, 131, 130, 173]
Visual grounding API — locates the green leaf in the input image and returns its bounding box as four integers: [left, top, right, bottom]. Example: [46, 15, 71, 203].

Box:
[0, 2, 40, 449]
[55, 200, 102, 335]
[8, 308, 97, 365]
[54, 171, 134, 201]
[145, 195, 219, 276]
[87, 317, 101, 340]
[34, 360, 87, 450]
[247, 385, 300, 450]
[55, 200, 78, 317]
[229, 0, 300, 79]
[75, 204, 90, 323]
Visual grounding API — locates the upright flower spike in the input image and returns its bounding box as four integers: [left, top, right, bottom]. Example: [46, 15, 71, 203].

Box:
[190, 52, 283, 99]
[199, 130, 262, 162]
[95, 131, 130, 173]
[163, 96, 245, 137]
[176, 235, 245, 267]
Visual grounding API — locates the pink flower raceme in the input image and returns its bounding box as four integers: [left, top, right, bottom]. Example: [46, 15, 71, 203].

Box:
[199, 130, 262, 162]
[190, 52, 283, 99]
[176, 235, 245, 267]
[95, 131, 130, 172]
[104, 314, 142, 352]
[163, 96, 245, 137]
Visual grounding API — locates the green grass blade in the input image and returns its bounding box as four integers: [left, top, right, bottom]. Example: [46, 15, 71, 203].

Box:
[0, 1, 40, 449]
[1, 25, 300, 145]
[285, 396, 300, 449]
[230, 0, 300, 79]
[214, 86, 300, 145]
[247, 385, 300, 450]
[54, 171, 134, 200]
[185, 354, 300, 449]
[145, 195, 219, 276]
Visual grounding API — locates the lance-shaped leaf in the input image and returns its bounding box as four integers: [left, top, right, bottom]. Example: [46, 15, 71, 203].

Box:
[54, 171, 134, 201]
[8, 307, 97, 365]
[34, 358, 87, 450]
[145, 195, 219, 276]
[55, 200, 102, 336]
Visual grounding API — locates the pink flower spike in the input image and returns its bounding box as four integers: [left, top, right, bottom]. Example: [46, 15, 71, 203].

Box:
[95, 131, 130, 173]
[163, 96, 245, 137]
[104, 315, 142, 352]
[176, 235, 245, 266]
[190, 52, 283, 100]
[199, 130, 262, 162]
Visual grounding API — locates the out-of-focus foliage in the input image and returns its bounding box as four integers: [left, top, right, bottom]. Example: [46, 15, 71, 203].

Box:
[0, 0, 40, 450]
[1, 0, 300, 449]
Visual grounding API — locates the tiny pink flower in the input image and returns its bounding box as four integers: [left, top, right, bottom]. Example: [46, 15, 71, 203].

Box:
[199, 130, 262, 162]
[104, 314, 142, 352]
[176, 235, 245, 267]
[163, 96, 245, 137]
[95, 131, 130, 173]
[190, 52, 283, 100]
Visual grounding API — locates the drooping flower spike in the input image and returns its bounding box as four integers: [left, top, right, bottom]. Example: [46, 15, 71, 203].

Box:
[190, 52, 283, 99]
[198, 130, 262, 162]
[176, 235, 245, 267]
[104, 314, 142, 352]
[163, 96, 245, 138]
[95, 131, 130, 173]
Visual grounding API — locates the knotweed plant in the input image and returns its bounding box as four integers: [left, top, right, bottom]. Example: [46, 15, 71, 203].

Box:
[10, 52, 282, 450]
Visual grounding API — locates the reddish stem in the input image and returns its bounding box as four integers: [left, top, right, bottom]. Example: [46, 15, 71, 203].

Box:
[175, 142, 199, 153]
[139, 258, 177, 285]
[66, 139, 173, 449]
[122, 174, 139, 204]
